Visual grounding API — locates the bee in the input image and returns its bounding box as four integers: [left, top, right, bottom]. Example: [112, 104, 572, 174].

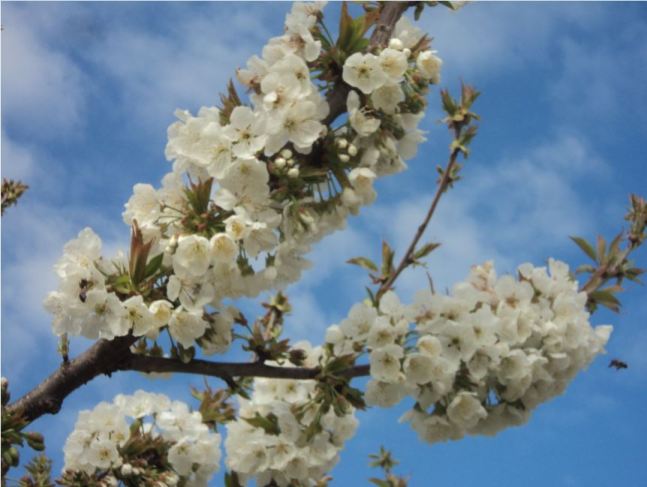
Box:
[609, 359, 628, 370]
[78, 278, 90, 303]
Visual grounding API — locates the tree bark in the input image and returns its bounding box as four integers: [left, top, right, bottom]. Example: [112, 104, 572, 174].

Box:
[124, 354, 370, 381]
[6, 336, 137, 423]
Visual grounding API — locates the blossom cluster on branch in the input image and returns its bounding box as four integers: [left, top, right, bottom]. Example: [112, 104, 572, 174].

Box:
[43, 2, 440, 362]
[225, 342, 358, 487]
[61, 391, 221, 486]
[325, 259, 612, 443]
[5, 2, 634, 486]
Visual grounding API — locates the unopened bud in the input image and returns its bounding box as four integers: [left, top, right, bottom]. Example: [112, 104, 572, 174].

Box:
[336, 138, 348, 149]
[289, 348, 307, 366]
[9, 446, 20, 464]
[1, 377, 9, 406]
[280, 148, 293, 159]
[274, 157, 286, 168]
[287, 167, 300, 178]
[347, 144, 358, 157]
[163, 472, 180, 486]
[264, 266, 278, 281]
[102, 475, 118, 487]
[403, 48, 411, 58]
[165, 235, 178, 253]
[339, 154, 350, 163]
[389, 38, 404, 50]
[121, 463, 134, 476]
[24, 432, 45, 451]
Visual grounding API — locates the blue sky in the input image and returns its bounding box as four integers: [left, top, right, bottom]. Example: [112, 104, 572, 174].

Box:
[2, 2, 646, 486]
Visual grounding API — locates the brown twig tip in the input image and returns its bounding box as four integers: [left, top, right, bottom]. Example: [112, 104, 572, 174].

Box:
[1, 178, 29, 215]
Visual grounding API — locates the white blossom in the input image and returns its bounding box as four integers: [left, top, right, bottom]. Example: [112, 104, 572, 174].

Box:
[342, 53, 387, 94]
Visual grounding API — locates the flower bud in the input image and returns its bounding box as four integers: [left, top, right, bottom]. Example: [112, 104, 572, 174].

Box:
[339, 154, 350, 163]
[24, 431, 45, 451]
[165, 234, 178, 254]
[280, 148, 293, 159]
[102, 475, 118, 487]
[1, 377, 9, 406]
[389, 38, 404, 50]
[336, 138, 348, 149]
[274, 157, 286, 168]
[264, 266, 278, 280]
[347, 144, 358, 156]
[287, 167, 300, 178]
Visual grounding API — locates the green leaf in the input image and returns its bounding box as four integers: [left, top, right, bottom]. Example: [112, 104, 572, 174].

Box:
[589, 289, 621, 313]
[596, 235, 607, 264]
[570, 236, 597, 261]
[366, 286, 377, 306]
[460, 83, 480, 109]
[625, 266, 645, 283]
[381, 241, 395, 277]
[440, 89, 457, 116]
[414, 2, 425, 20]
[438, 1, 458, 10]
[347, 256, 379, 273]
[337, 2, 353, 52]
[243, 413, 281, 435]
[575, 264, 596, 275]
[225, 471, 243, 487]
[413, 242, 441, 261]
[369, 479, 391, 487]
[144, 253, 164, 278]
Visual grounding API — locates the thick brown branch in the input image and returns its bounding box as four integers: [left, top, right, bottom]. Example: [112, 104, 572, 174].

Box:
[124, 354, 370, 381]
[5, 336, 137, 423]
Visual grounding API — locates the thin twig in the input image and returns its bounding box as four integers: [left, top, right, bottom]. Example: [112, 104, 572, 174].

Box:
[376, 128, 462, 301]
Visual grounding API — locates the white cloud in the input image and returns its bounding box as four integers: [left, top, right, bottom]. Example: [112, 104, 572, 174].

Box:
[283, 291, 329, 343]
[1, 5, 87, 136]
[280, 225, 375, 341]
[364, 133, 607, 299]
[422, 3, 647, 136]
[550, 29, 647, 134]
[1, 130, 35, 180]
[423, 3, 606, 79]
[79, 5, 276, 134]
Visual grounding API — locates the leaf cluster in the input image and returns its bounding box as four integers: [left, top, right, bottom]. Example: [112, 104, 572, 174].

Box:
[1, 379, 45, 481]
[1, 178, 28, 215]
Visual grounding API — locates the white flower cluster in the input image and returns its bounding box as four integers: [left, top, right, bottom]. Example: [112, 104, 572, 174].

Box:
[63, 390, 221, 486]
[340, 18, 441, 209]
[225, 343, 358, 486]
[43, 227, 238, 349]
[326, 259, 612, 443]
[45, 5, 443, 353]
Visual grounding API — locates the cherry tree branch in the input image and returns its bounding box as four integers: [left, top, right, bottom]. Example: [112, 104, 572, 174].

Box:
[5, 336, 138, 423]
[376, 130, 462, 301]
[5, 335, 370, 424]
[124, 354, 371, 381]
[4, 2, 410, 427]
